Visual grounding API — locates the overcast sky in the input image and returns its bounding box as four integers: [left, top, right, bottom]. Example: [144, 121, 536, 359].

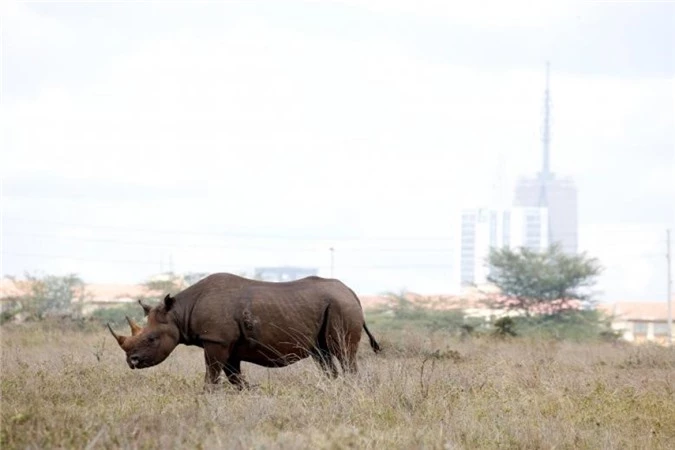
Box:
[2, 0, 674, 301]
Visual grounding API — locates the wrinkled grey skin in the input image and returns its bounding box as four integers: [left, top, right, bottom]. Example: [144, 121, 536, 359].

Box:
[108, 273, 380, 389]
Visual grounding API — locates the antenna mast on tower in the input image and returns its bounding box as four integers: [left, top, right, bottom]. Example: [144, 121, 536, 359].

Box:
[538, 61, 554, 250]
[542, 61, 551, 179]
[538, 61, 551, 209]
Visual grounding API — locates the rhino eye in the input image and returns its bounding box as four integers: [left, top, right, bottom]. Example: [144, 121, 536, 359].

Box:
[148, 335, 158, 343]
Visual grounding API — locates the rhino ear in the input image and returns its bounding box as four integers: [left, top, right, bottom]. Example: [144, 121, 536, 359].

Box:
[138, 299, 152, 316]
[163, 294, 175, 311]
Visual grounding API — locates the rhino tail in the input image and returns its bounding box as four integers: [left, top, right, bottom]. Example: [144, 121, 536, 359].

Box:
[343, 284, 381, 353]
[363, 323, 381, 353]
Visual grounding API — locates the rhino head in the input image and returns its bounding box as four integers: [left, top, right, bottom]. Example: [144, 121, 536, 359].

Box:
[107, 294, 180, 369]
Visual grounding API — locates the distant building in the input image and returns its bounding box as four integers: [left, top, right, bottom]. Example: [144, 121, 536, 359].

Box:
[458, 207, 549, 286]
[513, 64, 578, 254]
[253, 266, 318, 282]
[514, 173, 577, 254]
[599, 301, 674, 346]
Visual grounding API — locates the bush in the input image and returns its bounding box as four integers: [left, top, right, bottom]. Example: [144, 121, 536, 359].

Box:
[367, 295, 616, 343]
[367, 293, 485, 334]
[89, 303, 147, 327]
[5, 273, 87, 322]
[493, 317, 517, 337]
[507, 310, 613, 341]
[0, 300, 22, 324]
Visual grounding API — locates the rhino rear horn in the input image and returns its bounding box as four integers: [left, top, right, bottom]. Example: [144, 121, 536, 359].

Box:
[126, 316, 142, 336]
[107, 323, 127, 347]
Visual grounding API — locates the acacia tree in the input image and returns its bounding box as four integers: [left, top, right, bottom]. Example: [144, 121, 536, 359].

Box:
[142, 272, 186, 296]
[11, 273, 88, 320]
[139, 272, 208, 306]
[486, 244, 602, 317]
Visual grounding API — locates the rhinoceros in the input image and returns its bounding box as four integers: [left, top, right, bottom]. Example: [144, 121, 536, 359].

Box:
[107, 273, 380, 389]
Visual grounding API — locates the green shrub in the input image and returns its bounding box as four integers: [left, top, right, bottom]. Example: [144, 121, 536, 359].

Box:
[508, 310, 613, 341]
[493, 317, 517, 337]
[89, 303, 147, 327]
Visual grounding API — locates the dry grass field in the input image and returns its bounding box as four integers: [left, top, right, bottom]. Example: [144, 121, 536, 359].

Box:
[1, 323, 674, 449]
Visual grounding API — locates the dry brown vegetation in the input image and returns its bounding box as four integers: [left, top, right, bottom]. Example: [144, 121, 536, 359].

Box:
[2, 323, 675, 449]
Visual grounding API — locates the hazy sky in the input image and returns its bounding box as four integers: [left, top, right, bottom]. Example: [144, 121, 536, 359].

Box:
[2, 0, 674, 301]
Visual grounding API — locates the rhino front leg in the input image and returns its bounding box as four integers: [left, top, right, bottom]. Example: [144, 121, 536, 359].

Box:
[203, 342, 249, 391]
[224, 358, 249, 390]
[203, 348, 224, 391]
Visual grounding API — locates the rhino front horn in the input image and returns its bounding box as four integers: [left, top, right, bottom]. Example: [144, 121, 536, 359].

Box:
[107, 323, 126, 346]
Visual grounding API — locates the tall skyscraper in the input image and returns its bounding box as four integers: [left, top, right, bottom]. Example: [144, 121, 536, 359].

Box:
[453, 63, 578, 288]
[514, 62, 578, 254]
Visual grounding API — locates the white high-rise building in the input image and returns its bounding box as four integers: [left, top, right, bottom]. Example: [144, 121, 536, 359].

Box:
[457, 207, 549, 287]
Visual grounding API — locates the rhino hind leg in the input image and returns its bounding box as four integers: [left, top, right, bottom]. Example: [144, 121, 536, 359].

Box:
[322, 313, 362, 375]
[311, 304, 339, 378]
[332, 334, 359, 374]
[337, 352, 358, 374]
[311, 347, 338, 378]
[326, 317, 361, 375]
